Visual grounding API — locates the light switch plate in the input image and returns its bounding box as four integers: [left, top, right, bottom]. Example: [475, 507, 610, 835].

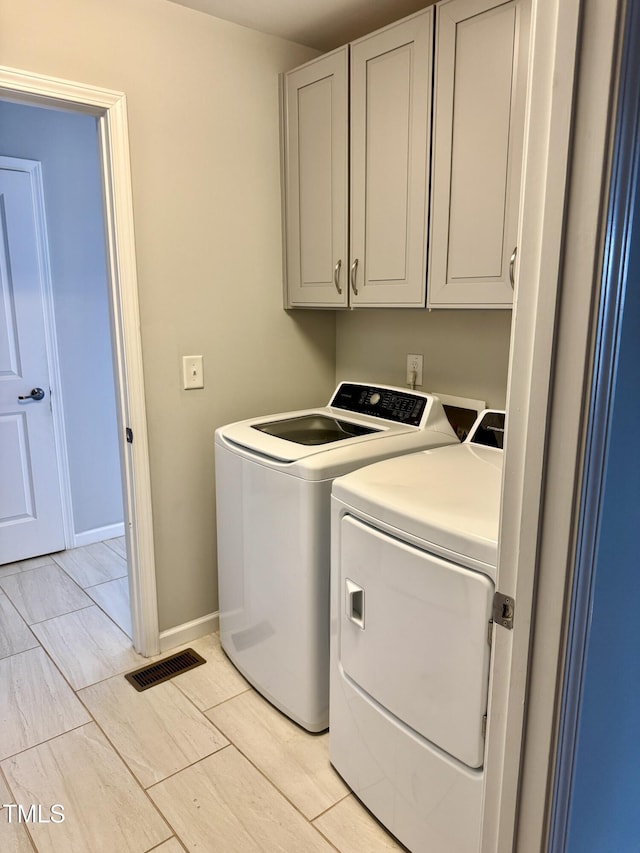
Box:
[182, 355, 204, 390]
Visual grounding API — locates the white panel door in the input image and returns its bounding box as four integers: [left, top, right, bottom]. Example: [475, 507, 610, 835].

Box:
[0, 159, 64, 564]
[350, 9, 433, 307]
[429, 0, 530, 307]
[284, 48, 348, 307]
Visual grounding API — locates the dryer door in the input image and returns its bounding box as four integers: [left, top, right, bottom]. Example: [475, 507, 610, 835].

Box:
[339, 515, 494, 768]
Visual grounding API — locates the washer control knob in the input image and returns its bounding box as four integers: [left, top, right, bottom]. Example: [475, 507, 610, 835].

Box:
[369, 392, 381, 405]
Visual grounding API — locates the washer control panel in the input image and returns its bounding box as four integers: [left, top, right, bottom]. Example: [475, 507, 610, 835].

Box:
[330, 383, 428, 426]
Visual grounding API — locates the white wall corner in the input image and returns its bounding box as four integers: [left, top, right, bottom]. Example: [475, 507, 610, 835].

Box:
[158, 612, 220, 655]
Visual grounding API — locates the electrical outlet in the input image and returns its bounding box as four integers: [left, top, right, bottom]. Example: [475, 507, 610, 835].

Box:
[406, 353, 423, 387]
[182, 355, 204, 390]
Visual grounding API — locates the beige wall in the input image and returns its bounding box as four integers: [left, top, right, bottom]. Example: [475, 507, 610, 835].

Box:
[0, 0, 335, 631]
[1, 0, 513, 635]
[336, 309, 512, 409]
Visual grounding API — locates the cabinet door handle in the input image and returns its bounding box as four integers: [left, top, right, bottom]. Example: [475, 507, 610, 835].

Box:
[333, 259, 342, 294]
[350, 258, 359, 296]
[509, 246, 518, 289]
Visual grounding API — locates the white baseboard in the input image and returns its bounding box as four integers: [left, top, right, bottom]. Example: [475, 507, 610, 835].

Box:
[73, 522, 125, 548]
[158, 612, 220, 654]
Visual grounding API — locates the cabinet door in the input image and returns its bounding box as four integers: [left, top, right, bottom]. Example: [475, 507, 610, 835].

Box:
[428, 0, 530, 307]
[283, 49, 348, 307]
[350, 10, 433, 307]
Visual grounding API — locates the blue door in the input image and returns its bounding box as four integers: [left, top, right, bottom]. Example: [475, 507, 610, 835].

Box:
[550, 3, 640, 850]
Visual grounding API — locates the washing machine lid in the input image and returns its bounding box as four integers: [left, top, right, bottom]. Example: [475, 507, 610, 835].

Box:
[333, 442, 503, 573]
[215, 383, 457, 467]
[251, 413, 380, 446]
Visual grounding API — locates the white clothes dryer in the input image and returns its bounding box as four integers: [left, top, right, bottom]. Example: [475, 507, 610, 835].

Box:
[329, 410, 505, 853]
[215, 383, 459, 732]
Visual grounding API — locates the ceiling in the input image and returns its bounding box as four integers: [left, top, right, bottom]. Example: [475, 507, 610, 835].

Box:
[167, 0, 432, 52]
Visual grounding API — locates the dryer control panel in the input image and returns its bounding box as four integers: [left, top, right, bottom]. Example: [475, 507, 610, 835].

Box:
[468, 410, 506, 449]
[330, 383, 428, 426]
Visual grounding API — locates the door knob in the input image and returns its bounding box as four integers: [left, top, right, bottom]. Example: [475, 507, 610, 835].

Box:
[18, 387, 45, 401]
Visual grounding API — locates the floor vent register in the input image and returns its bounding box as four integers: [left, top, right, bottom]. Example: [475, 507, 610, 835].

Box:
[124, 648, 206, 692]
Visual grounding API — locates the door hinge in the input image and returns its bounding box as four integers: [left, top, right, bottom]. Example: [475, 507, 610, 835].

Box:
[493, 591, 515, 630]
[488, 619, 494, 647]
[482, 714, 487, 739]
[126, 427, 133, 444]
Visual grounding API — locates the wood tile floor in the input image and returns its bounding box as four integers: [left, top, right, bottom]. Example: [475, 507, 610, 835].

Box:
[0, 541, 404, 852]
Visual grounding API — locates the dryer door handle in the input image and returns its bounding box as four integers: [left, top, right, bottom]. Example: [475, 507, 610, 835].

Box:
[346, 579, 365, 629]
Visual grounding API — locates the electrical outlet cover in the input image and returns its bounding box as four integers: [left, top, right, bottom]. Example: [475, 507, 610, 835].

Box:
[406, 353, 423, 386]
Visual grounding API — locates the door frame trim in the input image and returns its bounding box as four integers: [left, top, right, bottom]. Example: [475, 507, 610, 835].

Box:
[481, 1, 625, 850]
[480, 0, 584, 848]
[0, 65, 159, 657]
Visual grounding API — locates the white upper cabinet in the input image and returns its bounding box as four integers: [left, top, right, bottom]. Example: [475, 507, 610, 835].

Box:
[350, 11, 433, 307]
[283, 48, 348, 307]
[283, 10, 433, 309]
[282, 0, 530, 310]
[428, 0, 530, 307]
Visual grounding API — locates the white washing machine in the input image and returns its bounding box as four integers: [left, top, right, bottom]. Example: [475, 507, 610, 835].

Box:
[329, 410, 506, 853]
[215, 382, 459, 732]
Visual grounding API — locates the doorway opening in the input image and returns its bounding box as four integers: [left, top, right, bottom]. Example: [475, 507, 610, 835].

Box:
[0, 65, 159, 656]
